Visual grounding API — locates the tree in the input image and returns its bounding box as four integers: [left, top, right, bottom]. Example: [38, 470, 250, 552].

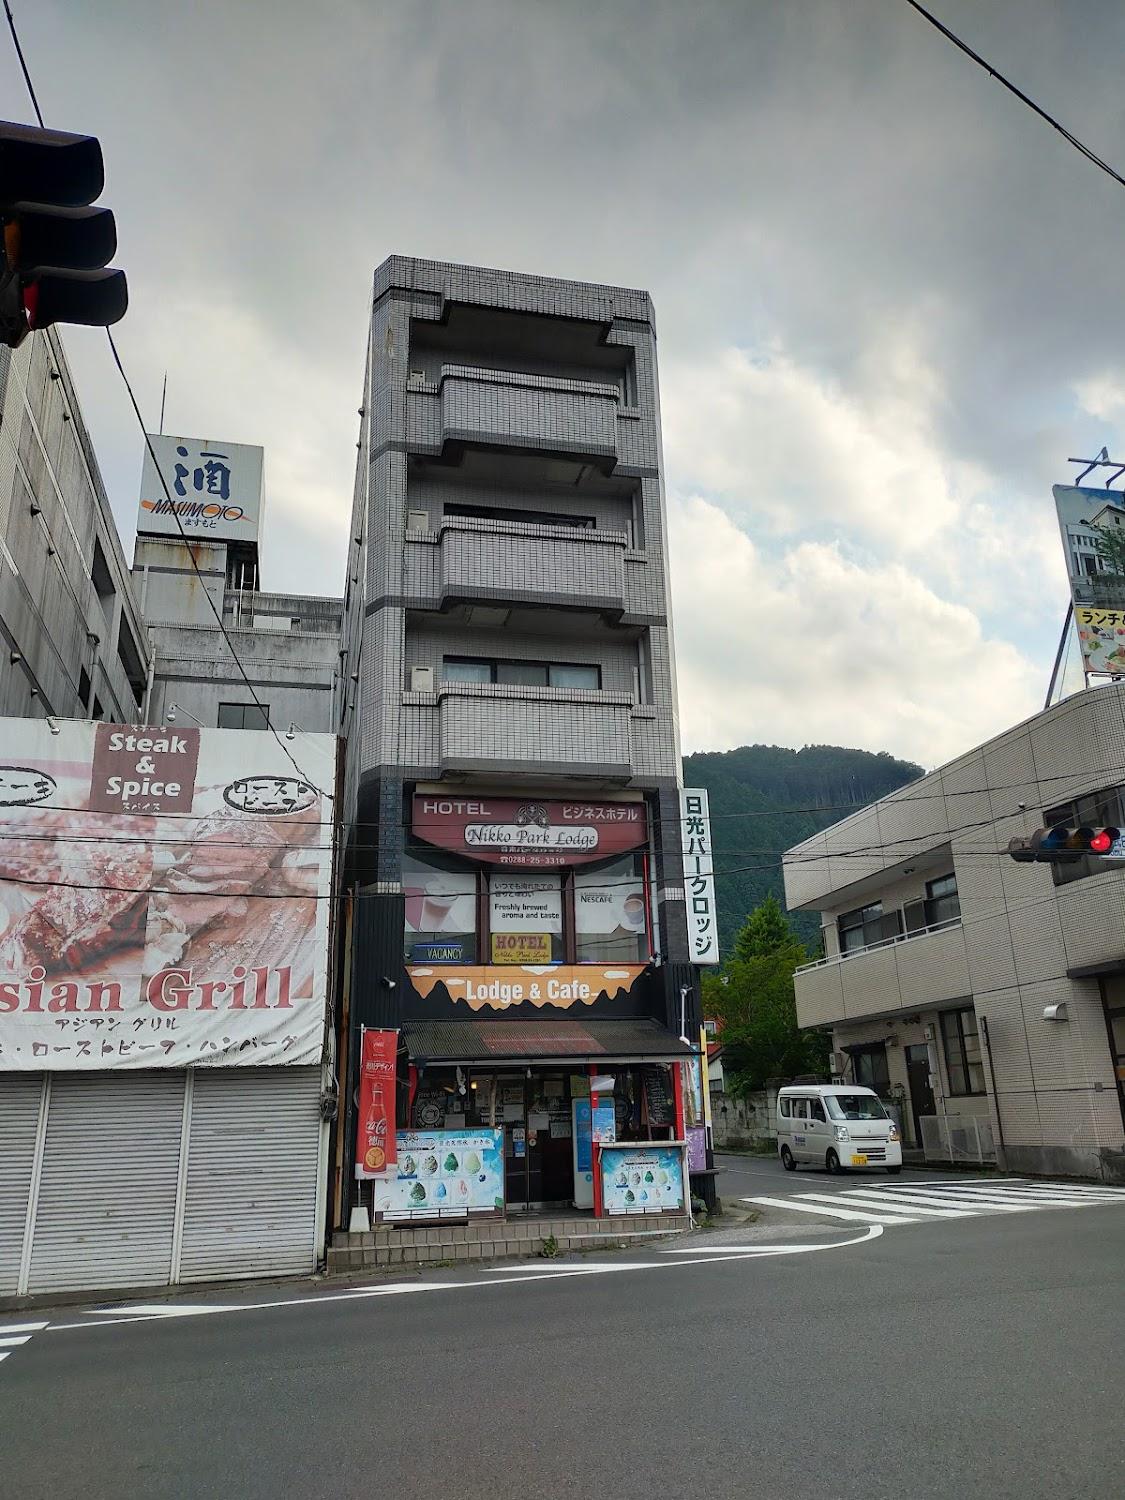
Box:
[1094, 522, 1125, 580]
[730, 892, 790, 961]
[703, 899, 830, 1093]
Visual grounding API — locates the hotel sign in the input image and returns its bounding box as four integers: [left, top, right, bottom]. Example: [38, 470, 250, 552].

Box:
[412, 796, 647, 868]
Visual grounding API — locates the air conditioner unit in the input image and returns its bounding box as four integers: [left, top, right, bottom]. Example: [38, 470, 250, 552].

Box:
[410, 665, 434, 693]
[406, 510, 429, 533]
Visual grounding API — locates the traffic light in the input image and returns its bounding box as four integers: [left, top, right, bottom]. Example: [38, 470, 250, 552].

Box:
[1007, 826, 1122, 863]
[1, 120, 127, 349]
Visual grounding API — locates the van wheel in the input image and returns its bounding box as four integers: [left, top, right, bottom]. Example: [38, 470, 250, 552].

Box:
[825, 1149, 844, 1174]
[780, 1146, 796, 1171]
[885, 1166, 902, 1175]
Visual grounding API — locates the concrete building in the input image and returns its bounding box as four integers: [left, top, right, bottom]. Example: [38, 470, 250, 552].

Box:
[784, 684, 1125, 1184]
[0, 329, 151, 724]
[336, 256, 701, 1221]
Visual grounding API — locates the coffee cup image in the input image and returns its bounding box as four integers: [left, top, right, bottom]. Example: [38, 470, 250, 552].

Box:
[622, 893, 645, 929]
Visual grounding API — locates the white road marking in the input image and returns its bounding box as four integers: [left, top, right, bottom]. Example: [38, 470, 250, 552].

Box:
[45, 1228, 882, 1335]
[0, 1319, 48, 1371]
[802, 1190, 975, 1218]
[900, 1182, 1125, 1201]
[0, 1335, 34, 1348]
[0, 1322, 49, 1335]
[744, 1195, 919, 1225]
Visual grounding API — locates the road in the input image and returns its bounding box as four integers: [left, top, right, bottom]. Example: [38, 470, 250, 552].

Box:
[1, 1163, 1123, 1500]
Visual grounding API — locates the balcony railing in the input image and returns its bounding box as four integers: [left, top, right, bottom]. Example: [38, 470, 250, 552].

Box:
[795, 916, 963, 974]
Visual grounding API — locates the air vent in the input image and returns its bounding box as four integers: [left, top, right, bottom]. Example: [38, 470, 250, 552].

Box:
[410, 666, 434, 693]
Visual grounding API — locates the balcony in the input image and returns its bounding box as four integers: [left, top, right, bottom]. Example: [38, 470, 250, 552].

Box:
[794, 918, 971, 1028]
[403, 516, 631, 615]
[397, 681, 667, 782]
[405, 365, 622, 469]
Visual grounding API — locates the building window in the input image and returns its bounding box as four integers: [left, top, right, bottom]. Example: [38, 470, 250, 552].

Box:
[445, 502, 595, 530]
[940, 1008, 985, 1096]
[849, 1043, 890, 1093]
[574, 854, 648, 963]
[1044, 786, 1125, 885]
[489, 873, 564, 964]
[837, 902, 901, 954]
[90, 537, 115, 625]
[925, 873, 961, 926]
[217, 702, 270, 730]
[116, 618, 145, 707]
[403, 850, 479, 963]
[443, 657, 601, 691]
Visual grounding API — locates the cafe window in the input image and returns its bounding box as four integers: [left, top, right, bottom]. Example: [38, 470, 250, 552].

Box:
[488, 873, 564, 964]
[940, 1008, 985, 1096]
[443, 657, 601, 691]
[403, 849, 479, 963]
[574, 853, 649, 963]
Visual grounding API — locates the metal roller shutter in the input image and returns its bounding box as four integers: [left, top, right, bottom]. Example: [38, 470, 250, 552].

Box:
[0, 1075, 44, 1295]
[178, 1066, 322, 1282]
[26, 1072, 185, 1295]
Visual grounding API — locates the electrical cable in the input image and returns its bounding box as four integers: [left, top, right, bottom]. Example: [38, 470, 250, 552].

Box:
[905, 0, 1125, 192]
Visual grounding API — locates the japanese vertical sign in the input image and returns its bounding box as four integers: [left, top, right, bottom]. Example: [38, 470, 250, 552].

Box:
[355, 1028, 398, 1177]
[680, 787, 719, 964]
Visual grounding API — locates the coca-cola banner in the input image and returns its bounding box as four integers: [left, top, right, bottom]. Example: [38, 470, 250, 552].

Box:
[0, 716, 336, 1071]
[355, 1028, 398, 1177]
[412, 795, 647, 868]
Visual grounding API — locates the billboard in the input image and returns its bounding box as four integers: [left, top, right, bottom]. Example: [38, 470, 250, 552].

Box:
[1052, 484, 1125, 677]
[411, 795, 647, 869]
[0, 717, 336, 1071]
[137, 432, 264, 544]
[680, 788, 720, 964]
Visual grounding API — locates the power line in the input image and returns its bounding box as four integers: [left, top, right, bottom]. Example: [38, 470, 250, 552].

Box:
[905, 0, 1125, 192]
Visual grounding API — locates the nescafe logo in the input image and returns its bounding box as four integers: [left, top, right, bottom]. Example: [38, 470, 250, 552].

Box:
[0, 766, 56, 807]
[223, 776, 318, 815]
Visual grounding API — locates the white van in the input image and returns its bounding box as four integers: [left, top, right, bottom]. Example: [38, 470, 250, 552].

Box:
[776, 1084, 902, 1174]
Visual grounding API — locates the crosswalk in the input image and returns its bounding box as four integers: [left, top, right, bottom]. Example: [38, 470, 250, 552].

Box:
[745, 1177, 1125, 1227]
[0, 1320, 48, 1370]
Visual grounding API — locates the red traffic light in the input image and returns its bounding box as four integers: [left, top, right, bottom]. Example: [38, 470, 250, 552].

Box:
[1089, 827, 1120, 855]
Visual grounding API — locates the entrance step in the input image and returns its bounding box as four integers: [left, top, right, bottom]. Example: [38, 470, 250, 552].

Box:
[326, 1213, 690, 1273]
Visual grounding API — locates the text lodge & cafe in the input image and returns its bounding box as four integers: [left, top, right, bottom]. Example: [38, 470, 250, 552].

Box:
[354, 793, 712, 1221]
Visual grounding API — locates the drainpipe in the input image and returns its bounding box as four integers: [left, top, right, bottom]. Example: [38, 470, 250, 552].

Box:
[140, 630, 156, 724]
[979, 1014, 1006, 1159]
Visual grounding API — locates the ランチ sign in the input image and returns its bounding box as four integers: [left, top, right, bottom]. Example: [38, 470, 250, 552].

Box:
[137, 432, 264, 545]
[0, 716, 335, 1070]
[412, 796, 647, 868]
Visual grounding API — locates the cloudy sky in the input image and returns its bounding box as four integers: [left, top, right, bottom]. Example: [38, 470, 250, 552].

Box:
[6, 0, 1125, 768]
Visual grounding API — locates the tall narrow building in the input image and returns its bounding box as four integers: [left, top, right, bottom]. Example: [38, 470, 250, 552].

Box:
[338, 257, 701, 1215]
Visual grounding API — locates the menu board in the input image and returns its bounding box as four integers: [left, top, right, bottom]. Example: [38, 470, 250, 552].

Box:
[374, 1129, 504, 1220]
[642, 1065, 676, 1128]
[600, 1145, 686, 1215]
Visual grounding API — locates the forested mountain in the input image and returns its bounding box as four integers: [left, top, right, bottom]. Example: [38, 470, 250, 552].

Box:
[681, 744, 924, 956]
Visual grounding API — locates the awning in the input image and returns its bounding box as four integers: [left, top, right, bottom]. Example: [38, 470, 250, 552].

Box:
[402, 1018, 696, 1067]
[1067, 958, 1125, 980]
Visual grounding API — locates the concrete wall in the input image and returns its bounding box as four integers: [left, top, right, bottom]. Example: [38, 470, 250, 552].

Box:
[0, 331, 150, 724]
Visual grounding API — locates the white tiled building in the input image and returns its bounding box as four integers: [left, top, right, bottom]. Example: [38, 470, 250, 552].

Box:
[784, 685, 1125, 1183]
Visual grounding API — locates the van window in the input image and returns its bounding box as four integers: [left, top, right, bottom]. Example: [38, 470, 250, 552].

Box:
[779, 1097, 791, 1118]
[809, 1098, 826, 1123]
[825, 1093, 889, 1122]
[792, 1099, 808, 1120]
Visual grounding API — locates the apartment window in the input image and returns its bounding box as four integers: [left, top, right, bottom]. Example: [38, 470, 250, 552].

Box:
[837, 901, 901, 954]
[116, 618, 145, 708]
[217, 702, 270, 730]
[925, 873, 961, 926]
[445, 502, 595, 530]
[443, 657, 601, 691]
[940, 1008, 985, 1096]
[849, 1043, 891, 1093]
[90, 537, 115, 625]
[1044, 785, 1125, 886]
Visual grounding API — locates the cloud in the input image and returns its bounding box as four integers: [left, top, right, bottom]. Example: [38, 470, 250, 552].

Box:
[668, 496, 1042, 767]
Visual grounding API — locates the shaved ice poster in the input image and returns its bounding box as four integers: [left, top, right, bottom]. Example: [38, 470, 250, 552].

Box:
[374, 1129, 504, 1219]
[600, 1145, 685, 1215]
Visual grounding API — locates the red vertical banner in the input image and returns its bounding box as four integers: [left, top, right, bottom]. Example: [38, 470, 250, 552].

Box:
[355, 1028, 398, 1178]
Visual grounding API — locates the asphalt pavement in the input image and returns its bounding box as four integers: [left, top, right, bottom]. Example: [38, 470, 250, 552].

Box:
[2, 1173, 1123, 1500]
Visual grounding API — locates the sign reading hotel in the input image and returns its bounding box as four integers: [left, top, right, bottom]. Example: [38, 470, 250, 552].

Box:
[412, 796, 646, 868]
[137, 432, 264, 545]
[681, 787, 720, 965]
[0, 716, 335, 1070]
